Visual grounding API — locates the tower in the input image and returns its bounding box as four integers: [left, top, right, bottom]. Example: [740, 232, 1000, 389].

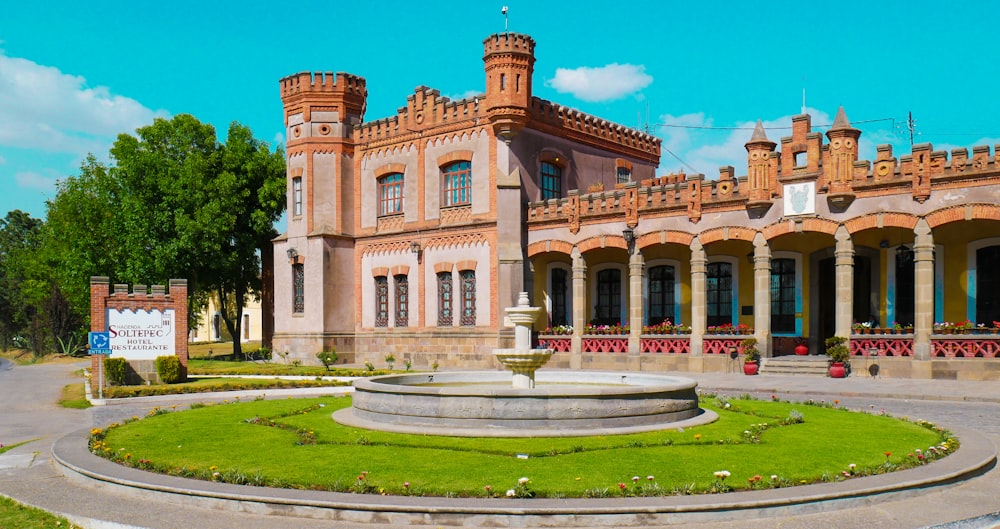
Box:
[483, 33, 535, 142]
[825, 106, 861, 210]
[274, 72, 368, 359]
[744, 120, 777, 218]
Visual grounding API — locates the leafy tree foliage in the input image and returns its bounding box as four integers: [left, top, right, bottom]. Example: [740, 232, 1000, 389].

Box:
[41, 114, 285, 356]
[0, 210, 42, 352]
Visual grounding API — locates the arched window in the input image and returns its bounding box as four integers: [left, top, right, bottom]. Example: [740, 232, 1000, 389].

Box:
[460, 270, 476, 326]
[771, 258, 796, 333]
[437, 271, 453, 326]
[292, 263, 304, 314]
[594, 269, 622, 325]
[540, 161, 562, 200]
[706, 262, 732, 328]
[394, 275, 409, 327]
[374, 276, 388, 327]
[647, 265, 676, 325]
[894, 246, 915, 326]
[378, 173, 403, 216]
[442, 161, 471, 206]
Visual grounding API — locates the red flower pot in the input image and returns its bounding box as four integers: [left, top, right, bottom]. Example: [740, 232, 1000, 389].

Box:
[794, 344, 808, 355]
[829, 362, 847, 378]
[743, 362, 759, 375]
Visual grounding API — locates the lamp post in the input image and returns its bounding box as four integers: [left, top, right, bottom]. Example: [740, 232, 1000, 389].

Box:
[622, 227, 636, 255]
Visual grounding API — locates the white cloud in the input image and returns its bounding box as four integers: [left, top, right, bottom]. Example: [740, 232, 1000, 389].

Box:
[272, 132, 285, 147]
[15, 170, 58, 192]
[444, 89, 482, 101]
[0, 154, 5, 165]
[0, 51, 167, 155]
[546, 63, 652, 102]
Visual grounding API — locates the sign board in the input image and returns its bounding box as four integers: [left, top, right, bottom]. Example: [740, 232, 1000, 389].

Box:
[783, 182, 816, 216]
[88, 331, 112, 355]
[107, 309, 176, 359]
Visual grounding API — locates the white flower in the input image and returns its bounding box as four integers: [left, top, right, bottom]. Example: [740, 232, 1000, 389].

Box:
[506, 489, 516, 497]
[518, 477, 529, 485]
[713, 470, 731, 479]
[848, 463, 856, 469]
[771, 474, 778, 480]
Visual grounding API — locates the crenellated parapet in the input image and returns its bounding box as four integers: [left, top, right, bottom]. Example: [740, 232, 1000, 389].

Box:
[528, 98, 661, 163]
[279, 71, 367, 125]
[355, 86, 486, 148]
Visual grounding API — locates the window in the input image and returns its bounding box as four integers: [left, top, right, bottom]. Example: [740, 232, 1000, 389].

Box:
[292, 263, 304, 313]
[378, 173, 403, 216]
[550, 268, 569, 327]
[375, 276, 389, 327]
[771, 258, 796, 333]
[292, 177, 302, 217]
[460, 270, 476, 326]
[594, 269, 621, 325]
[394, 274, 409, 327]
[706, 262, 732, 328]
[616, 166, 631, 184]
[437, 272, 453, 326]
[540, 161, 562, 200]
[443, 161, 471, 206]
[977, 246, 1000, 325]
[647, 265, 676, 325]
[243, 314, 250, 340]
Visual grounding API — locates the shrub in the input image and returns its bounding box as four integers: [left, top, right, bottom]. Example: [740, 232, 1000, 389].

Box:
[316, 350, 338, 370]
[155, 355, 184, 384]
[825, 336, 850, 364]
[104, 357, 127, 386]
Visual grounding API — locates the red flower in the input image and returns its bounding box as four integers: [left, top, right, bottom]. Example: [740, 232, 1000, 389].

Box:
[618, 482, 626, 490]
[884, 452, 892, 458]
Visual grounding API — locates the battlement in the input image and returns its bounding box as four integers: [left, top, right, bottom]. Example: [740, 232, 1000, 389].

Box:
[280, 71, 367, 99]
[529, 98, 661, 161]
[483, 32, 536, 57]
[356, 86, 485, 146]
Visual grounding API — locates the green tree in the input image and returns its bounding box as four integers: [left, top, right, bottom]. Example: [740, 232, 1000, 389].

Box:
[43, 115, 285, 357]
[0, 210, 43, 351]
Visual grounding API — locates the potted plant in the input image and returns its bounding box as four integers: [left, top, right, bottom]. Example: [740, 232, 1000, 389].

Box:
[794, 338, 808, 355]
[825, 336, 850, 378]
[741, 337, 760, 375]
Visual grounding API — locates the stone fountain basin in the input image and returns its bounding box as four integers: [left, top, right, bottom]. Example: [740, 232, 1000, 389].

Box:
[334, 371, 715, 437]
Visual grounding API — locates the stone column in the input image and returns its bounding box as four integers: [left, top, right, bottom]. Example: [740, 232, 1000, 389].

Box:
[689, 238, 706, 370]
[834, 226, 855, 342]
[912, 219, 935, 370]
[753, 233, 773, 358]
[628, 251, 644, 358]
[570, 247, 587, 369]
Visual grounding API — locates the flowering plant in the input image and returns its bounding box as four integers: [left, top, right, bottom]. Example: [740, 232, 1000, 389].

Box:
[584, 323, 629, 334]
[545, 325, 573, 335]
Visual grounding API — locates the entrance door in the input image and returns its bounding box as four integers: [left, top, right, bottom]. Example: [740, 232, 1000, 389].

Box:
[817, 255, 872, 346]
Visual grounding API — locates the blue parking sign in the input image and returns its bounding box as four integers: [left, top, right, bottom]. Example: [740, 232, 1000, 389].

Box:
[89, 332, 112, 355]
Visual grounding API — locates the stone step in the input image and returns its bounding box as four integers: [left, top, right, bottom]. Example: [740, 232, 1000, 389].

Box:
[761, 357, 830, 376]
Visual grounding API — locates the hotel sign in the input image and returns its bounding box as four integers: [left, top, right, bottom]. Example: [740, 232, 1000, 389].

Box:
[107, 309, 176, 359]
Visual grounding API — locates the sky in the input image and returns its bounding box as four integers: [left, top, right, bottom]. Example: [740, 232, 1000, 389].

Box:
[2, 0, 999, 220]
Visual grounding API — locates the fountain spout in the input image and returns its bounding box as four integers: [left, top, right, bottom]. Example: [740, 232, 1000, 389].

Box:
[494, 292, 553, 388]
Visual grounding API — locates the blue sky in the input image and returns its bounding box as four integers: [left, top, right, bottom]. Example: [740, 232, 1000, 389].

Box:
[2, 0, 998, 219]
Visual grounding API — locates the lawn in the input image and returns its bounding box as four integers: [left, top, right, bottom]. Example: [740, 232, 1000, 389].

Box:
[187, 359, 386, 377]
[93, 395, 955, 498]
[102, 376, 350, 398]
[0, 497, 77, 529]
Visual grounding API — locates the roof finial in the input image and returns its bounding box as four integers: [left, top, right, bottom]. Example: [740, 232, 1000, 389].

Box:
[750, 119, 769, 142]
[831, 106, 851, 130]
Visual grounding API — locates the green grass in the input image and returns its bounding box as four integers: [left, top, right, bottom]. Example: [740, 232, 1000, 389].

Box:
[0, 497, 77, 529]
[92, 396, 955, 498]
[0, 439, 39, 455]
[59, 383, 92, 409]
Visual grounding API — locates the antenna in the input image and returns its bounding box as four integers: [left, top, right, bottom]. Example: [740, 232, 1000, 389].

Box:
[897, 111, 918, 146]
[501, 6, 509, 31]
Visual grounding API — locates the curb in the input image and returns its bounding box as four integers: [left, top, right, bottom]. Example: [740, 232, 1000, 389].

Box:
[52, 425, 997, 527]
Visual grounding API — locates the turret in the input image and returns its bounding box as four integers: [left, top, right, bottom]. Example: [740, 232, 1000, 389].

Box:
[744, 120, 777, 218]
[825, 106, 861, 210]
[483, 33, 536, 142]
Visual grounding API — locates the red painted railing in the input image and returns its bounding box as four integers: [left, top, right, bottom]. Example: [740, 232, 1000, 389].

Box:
[641, 336, 691, 353]
[703, 336, 747, 355]
[850, 335, 914, 357]
[931, 336, 1000, 358]
[582, 336, 629, 353]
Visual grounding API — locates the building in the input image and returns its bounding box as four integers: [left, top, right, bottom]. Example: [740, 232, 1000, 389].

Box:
[272, 32, 1000, 380]
[189, 296, 262, 345]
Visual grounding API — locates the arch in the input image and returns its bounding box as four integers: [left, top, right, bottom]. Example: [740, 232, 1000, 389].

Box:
[927, 203, 1000, 228]
[844, 212, 919, 234]
[762, 218, 839, 240]
[578, 235, 627, 254]
[636, 230, 694, 251]
[436, 150, 474, 168]
[698, 226, 757, 245]
[527, 240, 574, 258]
[374, 163, 406, 179]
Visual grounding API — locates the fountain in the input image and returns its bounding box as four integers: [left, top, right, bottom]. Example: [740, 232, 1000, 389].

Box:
[333, 293, 714, 437]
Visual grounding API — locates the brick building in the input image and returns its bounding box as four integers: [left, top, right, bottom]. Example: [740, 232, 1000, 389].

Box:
[272, 32, 1000, 380]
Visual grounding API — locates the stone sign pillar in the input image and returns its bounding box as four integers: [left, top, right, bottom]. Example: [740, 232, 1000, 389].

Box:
[90, 276, 189, 386]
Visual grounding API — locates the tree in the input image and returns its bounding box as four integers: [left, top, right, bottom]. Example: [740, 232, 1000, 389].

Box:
[0, 210, 43, 351]
[43, 115, 285, 357]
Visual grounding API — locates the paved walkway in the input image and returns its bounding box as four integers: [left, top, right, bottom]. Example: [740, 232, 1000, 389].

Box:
[1, 361, 999, 528]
